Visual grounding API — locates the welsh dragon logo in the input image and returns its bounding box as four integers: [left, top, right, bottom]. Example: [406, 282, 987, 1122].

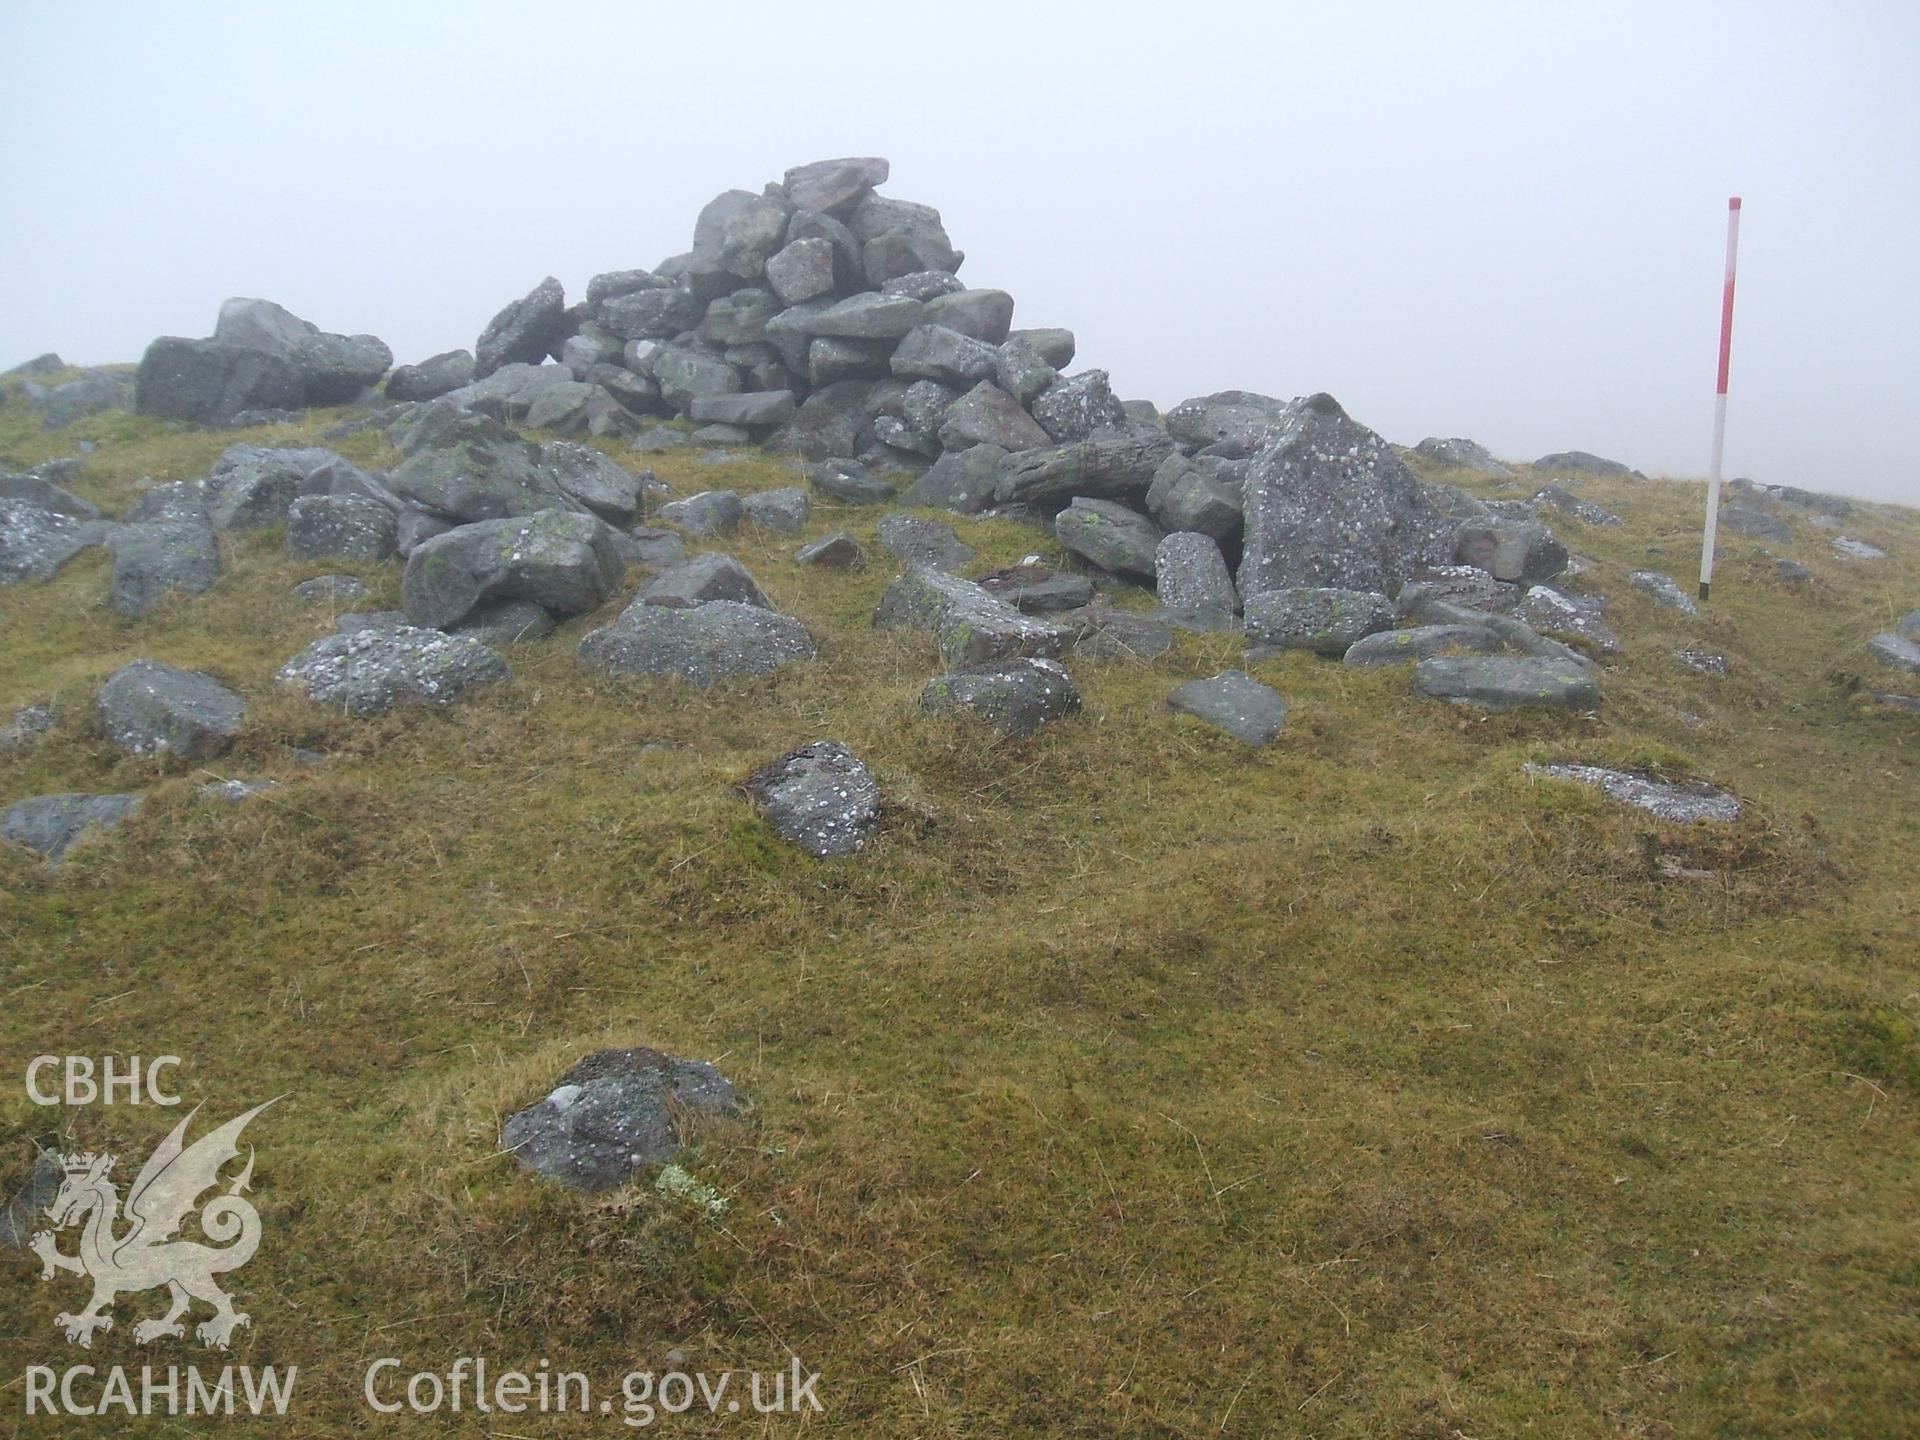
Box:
[29, 1100, 276, 1349]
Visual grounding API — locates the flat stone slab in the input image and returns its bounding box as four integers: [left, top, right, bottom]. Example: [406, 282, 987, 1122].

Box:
[1833, 537, 1886, 560]
[293, 574, 369, 602]
[1, 500, 112, 584]
[1167, 670, 1287, 746]
[975, 563, 1093, 614]
[877, 514, 975, 573]
[743, 740, 881, 858]
[1243, 587, 1393, 655]
[502, 1047, 737, 1192]
[1628, 570, 1698, 614]
[1515, 585, 1619, 653]
[278, 625, 509, 715]
[1526, 763, 1740, 822]
[578, 600, 815, 686]
[794, 531, 865, 568]
[1867, 633, 1920, 675]
[874, 566, 1067, 667]
[1414, 655, 1600, 712]
[96, 660, 245, 760]
[1065, 608, 1174, 661]
[1343, 624, 1503, 667]
[921, 658, 1082, 738]
[2, 793, 142, 863]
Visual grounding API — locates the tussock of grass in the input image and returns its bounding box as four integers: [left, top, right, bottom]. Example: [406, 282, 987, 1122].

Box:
[1, 386, 1917, 1435]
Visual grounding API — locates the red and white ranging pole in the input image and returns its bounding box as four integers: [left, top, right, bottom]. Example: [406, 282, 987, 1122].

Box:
[1699, 195, 1743, 602]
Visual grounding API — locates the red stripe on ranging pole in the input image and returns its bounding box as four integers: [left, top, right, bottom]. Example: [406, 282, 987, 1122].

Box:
[1699, 196, 1743, 602]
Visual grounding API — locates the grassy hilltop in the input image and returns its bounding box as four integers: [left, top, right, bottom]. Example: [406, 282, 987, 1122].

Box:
[1, 378, 1917, 1437]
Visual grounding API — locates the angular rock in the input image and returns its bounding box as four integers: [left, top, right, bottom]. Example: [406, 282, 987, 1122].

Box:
[1413, 437, 1513, 476]
[1166, 390, 1292, 455]
[1167, 670, 1287, 746]
[808, 293, 926, 340]
[890, 324, 998, 387]
[922, 289, 1014, 344]
[617, 526, 686, 571]
[1454, 521, 1569, 583]
[1532, 484, 1621, 526]
[1533, 450, 1637, 479]
[651, 347, 742, 413]
[783, 156, 889, 215]
[294, 332, 392, 405]
[656, 489, 744, 537]
[107, 517, 219, 617]
[1527, 763, 1740, 822]
[764, 237, 838, 306]
[993, 337, 1058, 408]
[849, 194, 962, 285]
[1032, 369, 1127, 443]
[0, 500, 107, 584]
[742, 486, 810, 532]
[522, 379, 598, 433]
[641, 553, 770, 610]
[402, 510, 624, 629]
[881, 270, 965, 302]
[133, 338, 304, 424]
[449, 599, 557, 647]
[1721, 505, 1791, 542]
[975, 563, 1094, 614]
[1514, 585, 1619, 653]
[998, 429, 1174, 505]
[396, 507, 453, 556]
[1065, 606, 1174, 661]
[96, 660, 244, 760]
[277, 625, 509, 715]
[690, 390, 796, 428]
[808, 337, 893, 385]
[0, 706, 57, 753]
[1395, 565, 1519, 617]
[293, 574, 369, 602]
[475, 277, 567, 378]
[386, 349, 474, 401]
[286, 494, 398, 561]
[744, 740, 882, 858]
[1156, 532, 1238, 617]
[878, 514, 975, 573]
[578, 599, 815, 686]
[1144, 453, 1243, 542]
[1414, 655, 1600, 711]
[0, 471, 99, 520]
[794, 531, 865, 568]
[386, 419, 572, 523]
[1243, 587, 1394, 655]
[1054, 498, 1163, 580]
[1628, 570, 1698, 614]
[542, 442, 647, 526]
[600, 286, 704, 341]
[767, 379, 871, 459]
[502, 1047, 737, 1192]
[1342, 623, 1505, 666]
[701, 289, 779, 348]
[37, 372, 126, 429]
[1, 793, 142, 864]
[811, 459, 894, 505]
[921, 658, 1080, 738]
[899, 444, 1005, 513]
[1010, 328, 1075, 369]
[1867, 633, 1920, 675]
[875, 567, 1068, 667]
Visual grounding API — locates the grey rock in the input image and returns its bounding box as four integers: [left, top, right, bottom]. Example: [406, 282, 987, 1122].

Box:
[0, 500, 108, 584]
[890, 324, 999, 387]
[878, 514, 975, 572]
[293, 574, 369, 602]
[202, 443, 356, 530]
[1674, 649, 1730, 676]
[502, 1047, 737, 1192]
[37, 372, 126, 429]
[402, 510, 624, 629]
[656, 489, 745, 537]
[107, 517, 219, 617]
[0, 471, 99, 519]
[278, 624, 509, 715]
[1, 793, 142, 864]
[386, 419, 572, 523]
[690, 390, 796, 428]
[1514, 585, 1619, 653]
[1628, 570, 1698, 614]
[767, 379, 872, 459]
[975, 564, 1094, 614]
[287, 494, 398, 561]
[742, 486, 810, 532]
[1412, 437, 1513, 476]
[700, 289, 779, 347]
[692, 426, 752, 448]
[6, 353, 66, 376]
[386, 349, 475, 401]
[997, 429, 1175, 506]
[1, 1151, 63, 1248]
[1834, 536, 1887, 560]
[1167, 670, 1287, 746]
[1237, 395, 1454, 597]
[1144, 453, 1243, 541]
[993, 338, 1058, 408]
[1054, 498, 1163, 580]
[448, 599, 556, 647]
[133, 337, 304, 424]
[564, 330, 624, 377]
[96, 660, 244, 760]
[1867, 633, 1920, 675]
[641, 553, 770, 610]
[1156, 532, 1238, 617]
[899, 444, 1005, 513]
[874, 567, 1068, 667]
[1413, 599, 1595, 669]
[881, 270, 965, 302]
[808, 293, 926, 340]
[521, 380, 599, 433]
[1414, 655, 1600, 711]
[1533, 450, 1638, 479]
[1031, 369, 1127, 443]
[764, 237, 838, 306]
[794, 531, 865, 568]
[1454, 520, 1569, 583]
[1897, 611, 1920, 641]
[1165, 390, 1292, 455]
[808, 337, 894, 385]
[1527, 763, 1740, 822]
[1532, 484, 1621, 526]
[0, 706, 57, 753]
[600, 285, 704, 341]
[542, 441, 647, 526]
[335, 610, 410, 635]
[849, 193, 962, 285]
[938, 382, 1051, 452]
[783, 156, 889, 215]
[921, 289, 1013, 344]
[1342, 624, 1505, 666]
[783, 209, 864, 292]
[294, 332, 391, 405]
[198, 778, 280, 804]
[811, 459, 894, 505]
[475, 276, 567, 378]
[578, 599, 816, 686]
[619, 526, 687, 571]
[744, 739, 881, 858]
[1770, 554, 1814, 583]
[1243, 587, 1394, 655]
[1065, 607, 1175, 661]
[651, 348, 742, 413]
[1721, 505, 1792, 541]
[1010, 328, 1075, 369]
[1395, 565, 1520, 617]
[396, 507, 453, 556]
[921, 658, 1081, 738]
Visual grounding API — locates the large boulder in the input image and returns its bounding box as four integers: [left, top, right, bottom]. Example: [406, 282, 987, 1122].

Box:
[96, 660, 243, 760]
[1167, 670, 1288, 747]
[922, 289, 1014, 344]
[386, 350, 474, 401]
[877, 514, 975, 573]
[1413, 655, 1600, 712]
[210, 299, 390, 404]
[1165, 390, 1292, 455]
[1533, 450, 1638, 479]
[577, 599, 816, 686]
[1155, 532, 1239, 618]
[1412, 437, 1513, 476]
[0, 500, 109, 585]
[402, 510, 624, 629]
[898, 444, 1005, 513]
[277, 625, 510, 715]
[1032, 369, 1127, 443]
[744, 740, 882, 858]
[1144, 453, 1243, 541]
[891, 325, 999, 387]
[764, 238, 838, 306]
[921, 658, 1081, 738]
[133, 338, 304, 424]
[782, 156, 890, 215]
[475, 277, 568, 378]
[542, 442, 648, 526]
[1243, 587, 1394, 655]
[106, 513, 219, 617]
[874, 567, 1068, 667]
[996, 430, 1174, 505]
[1, 793, 142, 864]
[386, 420, 572, 523]
[1054, 498, 1163, 580]
[286, 494, 398, 561]
[1236, 394, 1453, 598]
[849, 194, 962, 285]
[640, 553, 770, 610]
[502, 1047, 737, 1192]
[767, 379, 871, 459]
[938, 382, 1050, 452]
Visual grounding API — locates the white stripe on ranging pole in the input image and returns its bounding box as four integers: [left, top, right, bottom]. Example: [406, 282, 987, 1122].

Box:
[1699, 195, 1743, 602]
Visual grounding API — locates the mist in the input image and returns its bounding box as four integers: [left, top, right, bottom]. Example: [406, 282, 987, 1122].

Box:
[3, 0, 1915, 502]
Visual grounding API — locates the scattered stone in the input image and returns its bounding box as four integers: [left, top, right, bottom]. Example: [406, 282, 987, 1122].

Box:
[631, 427, 694, 455]
[1, 793, 142, 864]
[448, 599, 556, 647]
[133, 337, 304, 424]
[1342, 624, 1505, 667]
[107, 515, 219, 617]
[199, 778, 281, 804]
[1628, 570, 1698, 614]
[878, 514, 974, 572]
[36, 372, 126, 429]
[293, 574, 369, 602]
[642, 553, 770, 610]
[744, 740, 882, 858]
[1414, 656, 1600, 712]
[277, 625, 509, 715]
[976, 563, 1094, 614]
[578, 599, 816, 686]
[1867, 633, 1920, 675]
[286, 494, 398, 561]
[1065, 606, 1175, 661]
[1054, 498, 1162, 580]
[875, 567, 1068, 667]
[96, 661, 244, 760]
[1454, 521, 1569, 583]
[0, 706, 57, 753]
[1242, 587, 1394, 655]
[899, 444, 1006, 513]
[1413, 437, 1513, 476]
[1514, 586, 1619, 653]
[402, 510, 623, 629]
[1167, 670, 1287, 746]
[811, 459, 894, 505]
[1156, 532, 1239, 619]
[921, 658, 1081, 738]
[793, 531, 865, 568]
[0, 471, 99, 520]
[657, 490, 744, 537]
[502, 1048, 737, 1192]
[1833, 537, 1887, 560]
[0, 500, 109, 584]
[1674, 649, 1730, 676]
[1721, 506, 1791, 542]
[1770, 554, 1814, 583]
[1526, 763, 1740, 822]
[1532, 450, 1638, 479]
[386, 350, 474, 401]
[1532, 484, 1621, 526]
[742, 486, 810, 532]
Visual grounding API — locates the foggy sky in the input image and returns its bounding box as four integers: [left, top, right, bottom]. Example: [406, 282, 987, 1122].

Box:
[3, 1, 1915, 502]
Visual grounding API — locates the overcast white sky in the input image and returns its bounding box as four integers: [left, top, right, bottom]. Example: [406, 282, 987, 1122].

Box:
[3, 1, 1915, 501]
